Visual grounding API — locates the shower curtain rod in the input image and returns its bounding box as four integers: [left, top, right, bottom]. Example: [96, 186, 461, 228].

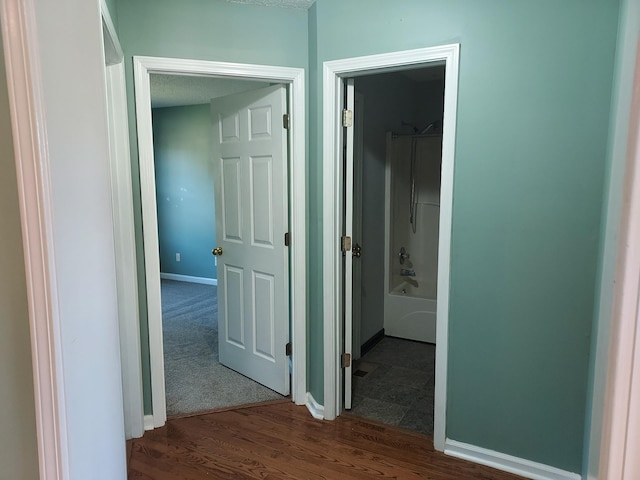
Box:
[391, 132, 443, 139]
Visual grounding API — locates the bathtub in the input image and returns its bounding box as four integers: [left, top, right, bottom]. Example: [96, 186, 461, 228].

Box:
[383, 280, 436, 343]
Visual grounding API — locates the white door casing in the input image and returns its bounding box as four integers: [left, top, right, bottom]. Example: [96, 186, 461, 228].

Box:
[211, 85, 290, 395]
[101, 0, 144, 440]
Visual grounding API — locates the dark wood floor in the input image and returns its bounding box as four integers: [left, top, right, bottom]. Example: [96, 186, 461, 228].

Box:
[127, 401, 524, 479]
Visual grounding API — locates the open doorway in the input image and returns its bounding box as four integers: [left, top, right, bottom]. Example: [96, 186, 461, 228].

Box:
[134, 57, 307, 429]
[322, 45, 459, 452]
[149, 75, 287, 416]
[347, 67, 445, 435]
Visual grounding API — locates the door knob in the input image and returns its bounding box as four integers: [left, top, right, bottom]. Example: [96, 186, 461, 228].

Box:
[211, 247, 223, 256]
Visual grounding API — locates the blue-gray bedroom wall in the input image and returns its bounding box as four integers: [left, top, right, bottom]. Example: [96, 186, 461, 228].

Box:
[153, 104, 217, 281]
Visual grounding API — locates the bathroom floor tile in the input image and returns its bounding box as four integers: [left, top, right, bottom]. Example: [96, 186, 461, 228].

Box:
[383, 365, 430, 389]
[399, 405, 435, 436]
[350, 397, 408, 426]
[350, 336, 435, 436]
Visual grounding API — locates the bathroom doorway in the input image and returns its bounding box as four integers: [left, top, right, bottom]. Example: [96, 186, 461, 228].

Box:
[347, 66, 445, 436]
[321, 45, 460, 451]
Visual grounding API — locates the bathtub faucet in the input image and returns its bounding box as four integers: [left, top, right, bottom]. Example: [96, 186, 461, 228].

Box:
[400, 268, 416, 277]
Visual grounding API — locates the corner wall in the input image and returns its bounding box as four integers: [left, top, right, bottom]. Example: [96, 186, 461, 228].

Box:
[585, 0, 640, 475]
[0, 30, 39, 480]
[32, 0, 127, 476]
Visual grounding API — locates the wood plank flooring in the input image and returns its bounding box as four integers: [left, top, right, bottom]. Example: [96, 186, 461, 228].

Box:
[128, 401, 524, 479]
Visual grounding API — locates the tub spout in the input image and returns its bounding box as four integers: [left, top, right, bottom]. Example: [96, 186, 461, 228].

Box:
[400, 268, 416, 277]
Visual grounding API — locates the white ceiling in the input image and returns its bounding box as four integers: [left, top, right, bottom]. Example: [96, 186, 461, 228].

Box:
[150, 74, 269, 108]
[222, 0, 314, 9]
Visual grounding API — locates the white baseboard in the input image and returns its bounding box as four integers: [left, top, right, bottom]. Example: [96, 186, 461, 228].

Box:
[143, 415, 154, 431]
[444, 439, 580, 480]
[305, 392, 324, 420]
[160, 272, 217, 286]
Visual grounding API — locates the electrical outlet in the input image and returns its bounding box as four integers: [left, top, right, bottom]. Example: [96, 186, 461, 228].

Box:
[175, 253, 181, 262]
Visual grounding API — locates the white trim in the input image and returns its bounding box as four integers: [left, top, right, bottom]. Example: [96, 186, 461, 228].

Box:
[0, 0, 69, 477]
[143, 415, 154, 431]
[305, 392, 325, 420]
[133, 57, 166, 428]
[101, 4, 144, 440]
[587, 3, 640, 477]
[444, 439, 580, 480]
[322, 44, 459, 452]
[160, 273, 217, 286]
[134, 56, 307, 428]
[598, 30, 640, 480]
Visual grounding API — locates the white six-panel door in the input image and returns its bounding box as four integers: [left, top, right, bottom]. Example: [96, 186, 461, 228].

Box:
[211, 85, 290, 395]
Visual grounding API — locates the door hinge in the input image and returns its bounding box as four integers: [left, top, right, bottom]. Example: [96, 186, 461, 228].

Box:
[283, 113, 290, 130]
[341, 235, 352, 252]
[342, 109, 353, 128]
[284, 232, 291, 247]
[341, 353, 351, 369]
[286, 342, 292, 356]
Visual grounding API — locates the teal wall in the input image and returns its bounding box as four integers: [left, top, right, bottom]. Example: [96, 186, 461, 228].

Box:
[310, 0, 619, 473]
[0, 31, 40, 480]
[306, 1, 322, 400]
[152, 105, 217, 280]
[116, 0, 309, 414]
[104, 0, 118, 29]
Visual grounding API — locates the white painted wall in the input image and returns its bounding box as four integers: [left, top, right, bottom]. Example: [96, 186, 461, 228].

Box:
[0, 31, 40, 480]
[32, 0, 127, 477]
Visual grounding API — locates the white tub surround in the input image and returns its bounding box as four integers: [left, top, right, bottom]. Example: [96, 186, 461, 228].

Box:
[384, 134, 441, 343]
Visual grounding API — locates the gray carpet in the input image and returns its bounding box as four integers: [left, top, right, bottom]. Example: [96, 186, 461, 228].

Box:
[161, 279, 284, 417]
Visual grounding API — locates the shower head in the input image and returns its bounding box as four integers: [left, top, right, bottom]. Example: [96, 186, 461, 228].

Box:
[401, 120, 419, 133]
[419, 120, 441, 134]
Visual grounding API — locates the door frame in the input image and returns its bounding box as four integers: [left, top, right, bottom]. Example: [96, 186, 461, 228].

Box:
[133, 56, 306, 428]
[102, 1, 144, 440]
[322, 44, 460, 452]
